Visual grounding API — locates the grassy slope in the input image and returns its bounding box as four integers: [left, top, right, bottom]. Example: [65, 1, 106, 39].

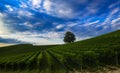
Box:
[0, 30, 119, 56]
[0, 30, 120, 73]
[46, 30, 120, 72]
[50, 30, 120, 51]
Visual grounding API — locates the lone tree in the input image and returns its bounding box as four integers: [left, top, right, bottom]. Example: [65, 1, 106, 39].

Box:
[63, 31, 76, 43]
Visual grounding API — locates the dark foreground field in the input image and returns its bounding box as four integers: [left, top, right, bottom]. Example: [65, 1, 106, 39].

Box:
[0, 30, 120, 73]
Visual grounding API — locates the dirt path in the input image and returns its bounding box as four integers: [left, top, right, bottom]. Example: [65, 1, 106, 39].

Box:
[107, 69, 120, 73]
[70, 67, 120, 73]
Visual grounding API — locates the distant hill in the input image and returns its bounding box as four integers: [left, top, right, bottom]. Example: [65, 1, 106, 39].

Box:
[0, 43, 14, 47]
[0, 44, 58, 57]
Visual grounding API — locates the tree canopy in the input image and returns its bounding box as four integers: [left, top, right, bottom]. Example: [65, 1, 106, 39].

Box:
[63, 31, 76, 43]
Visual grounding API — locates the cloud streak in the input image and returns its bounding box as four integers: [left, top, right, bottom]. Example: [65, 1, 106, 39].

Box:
[0, 13, 10, 34]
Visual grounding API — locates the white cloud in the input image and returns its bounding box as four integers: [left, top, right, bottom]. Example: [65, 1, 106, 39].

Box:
[67, 22, 78, 27]
[97, 8, 119, 28]
[111, 18, 120, 29]
[0, 31, 64, 45]
[82, 1, 100, 17]
[110, 8, 119, 15]
[17, 10, 33, 18]
[0, 43, 14, 47]
[40, 31, 63, 39]
[86, 6, 98, 14]
[84, 20, 99, 26]
[57, 8, 73, 18]
[20, 2, 28, 8]
[6, 5, 14, 11]
[43, 0, 75, 18]
[109, 1, 120, 9]
[111, 18, 120, 24]
[30, 0, 42, 8]
[0, 13, 10, 34]
[56, 24, 64, 29]
[43, 0, 51, 11]
[23, 22, 33, 28]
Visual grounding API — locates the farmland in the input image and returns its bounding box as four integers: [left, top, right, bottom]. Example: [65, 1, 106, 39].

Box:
[0, 30, 120, 73]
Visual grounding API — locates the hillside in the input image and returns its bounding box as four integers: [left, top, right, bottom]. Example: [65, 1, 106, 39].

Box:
[0, 30, 120, 73]
[0, 44, 58, 57]
[47, 30, 120, 71]
[50, 30, 120, 50]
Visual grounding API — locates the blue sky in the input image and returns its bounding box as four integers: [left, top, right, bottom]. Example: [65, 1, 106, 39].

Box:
[0, 0, 120, 45]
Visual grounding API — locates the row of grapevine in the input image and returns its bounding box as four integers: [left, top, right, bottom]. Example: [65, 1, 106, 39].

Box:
[47, 46, 120, 72]
[0, 47, 120, 73]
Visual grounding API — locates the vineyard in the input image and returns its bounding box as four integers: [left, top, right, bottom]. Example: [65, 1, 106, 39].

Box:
[0, 30, 120, 73]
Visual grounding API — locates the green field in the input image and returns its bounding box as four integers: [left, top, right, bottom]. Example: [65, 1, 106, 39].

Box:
[0, 30, 120, 73]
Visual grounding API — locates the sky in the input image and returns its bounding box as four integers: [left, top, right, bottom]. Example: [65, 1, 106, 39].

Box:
[0, 0, 120, 45]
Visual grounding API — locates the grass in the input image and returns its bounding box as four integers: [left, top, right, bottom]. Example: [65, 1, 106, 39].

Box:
[0, 44, 58, 57]
[0, 30, 120, 73]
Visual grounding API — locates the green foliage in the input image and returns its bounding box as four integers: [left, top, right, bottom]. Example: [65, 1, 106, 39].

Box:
[0, 30, 120, 73]
[63, 31, 76, 43]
